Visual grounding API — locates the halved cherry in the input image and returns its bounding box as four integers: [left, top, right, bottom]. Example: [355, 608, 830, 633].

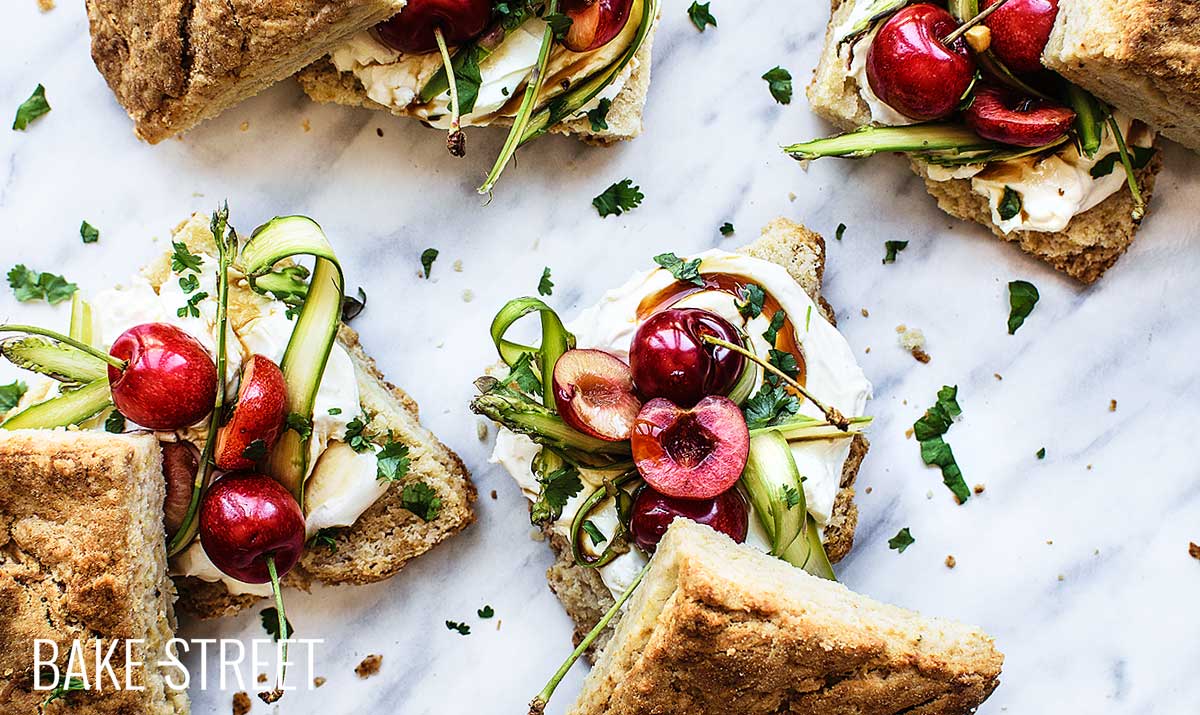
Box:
[374, 0, 494, 54]
[214, 355, 288, 471]
[161, 440, 200, 538]
[108, 323, 218, 430]
[630, 396, 749, 500]
[553, 349, 641, 441]
[628, 484, 749, 552]
[560, 0, 634, 53]
[964, 85, 1075, 147]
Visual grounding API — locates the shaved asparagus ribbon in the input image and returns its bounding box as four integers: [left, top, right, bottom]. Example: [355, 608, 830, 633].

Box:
[489, 296, 575, 409]
[241, 216, 345, 508]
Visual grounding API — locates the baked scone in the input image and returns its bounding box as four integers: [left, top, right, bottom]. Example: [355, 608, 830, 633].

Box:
[806, 0, 1162, 284]
[570, 519, 1004, 715]
[1045, 0, 1200, 153]
[0, 430, 189, 714]
[85, 0, 406, 143]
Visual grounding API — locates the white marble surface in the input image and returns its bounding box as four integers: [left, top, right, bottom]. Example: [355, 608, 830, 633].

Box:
[4, 1, 1200, 713]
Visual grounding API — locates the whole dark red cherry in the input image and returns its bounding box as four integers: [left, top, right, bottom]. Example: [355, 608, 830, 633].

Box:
[199, 473, 306, 584]
[983, 0, 1059, 74]
[560, 0, 633, 52]
[374, 0, 494, 54]
[866, 4, 976, 121]
[629, 308, 745, 408]
[964, 85, 1075, 146]
[108, 323, 218, 431]
[628, 484, 749, 553]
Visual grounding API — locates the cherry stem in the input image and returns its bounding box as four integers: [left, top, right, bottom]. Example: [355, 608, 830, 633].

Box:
[1106, 115, 1146, 222]
[702, 335, 849, 431]
[0, 324, 126, 370]
[259, 554, 289, 704]
[941, 0, 1009, 46]
[434, 27, 466, 157]
[528, 559, 651, 715]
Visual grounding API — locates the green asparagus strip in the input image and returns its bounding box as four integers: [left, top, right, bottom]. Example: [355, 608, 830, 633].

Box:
[0, 337, 107, 383]
[785, 124, 1000, 161]
[489, 297, 575, 408]
[1065, 84, 1108, 158]
[470, 390, 630, 460]
[569, 470, 641, 568]
[0, 378, 111, 429]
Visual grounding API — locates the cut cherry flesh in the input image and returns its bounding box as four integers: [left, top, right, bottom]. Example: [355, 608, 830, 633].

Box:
[199, 472, 306, 584]
[108, 323, 218, 431]
[630, 396, 750, 500]
[964, 85, 1075, 147]
[553, 349, 641, 441]
[161, 440, 200, 537]
[374, 0, 494, 54]
[866, 4, 976, 121]
[629, 308, 745, 409]
[983, 0, 1059, 74]
[628, 484, 749, 553]
[215, 355, 288, 471]
[560, 0, 634, 52]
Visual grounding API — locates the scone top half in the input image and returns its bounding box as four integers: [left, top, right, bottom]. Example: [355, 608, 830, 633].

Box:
[475, 219, 872, 623]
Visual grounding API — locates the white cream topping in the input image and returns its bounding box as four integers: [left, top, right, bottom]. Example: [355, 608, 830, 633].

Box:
[305, 442, 390, 536]
[842, 26, 918, 127]
[490, 250, 872, 600]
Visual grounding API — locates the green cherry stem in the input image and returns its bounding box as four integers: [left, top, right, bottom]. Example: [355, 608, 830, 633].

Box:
[434, 27, 466, 157]
[1106, 115, 1146, 222]
[941, 0, 1010, 46]
[258, 554, 289, 705]
[0, 324, 126, 370]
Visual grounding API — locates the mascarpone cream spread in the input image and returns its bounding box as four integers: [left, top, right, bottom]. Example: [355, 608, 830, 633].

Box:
[490, 251, 872, 599]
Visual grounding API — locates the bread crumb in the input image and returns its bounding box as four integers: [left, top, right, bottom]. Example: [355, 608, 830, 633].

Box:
[788, 192, 797, 202]
[904, 428, 914, 439]
[490, 490, 498, 500]
[864, 486, 872, 494]
[233, 692, 252, 715]
[37, 0, 54, 11]
[1057, 574, 1065, 582]
[453, 259, 464, 272]
[896, 326, 929, 362]
[1086, 464, 1093, 471]
[1189, 542, 1200, 560]
[302, 118, 311, 132]
[313, 677, 326, 688]
[355, 654, 383, 679]
[1109, 399, 1117, 412]
[864, 347, 871, 354]
[239, 121, 250, 132]
[256, 673, 267, 683]
[529, 528, 545, 542]
[972, 484, 985, 495]
[1046, 540, 1053, 545]
[376, 127, 384, 137]
[462, 290, 475, 302]
[860, 308, 869, 318]
[994, 373, 1003, 381]
[895, 324, 906, 333]
[476, 422, 489, 441]
[926, 490, 934, 500]
[911, 347, 931, 363]
[945, 555, 956, 569]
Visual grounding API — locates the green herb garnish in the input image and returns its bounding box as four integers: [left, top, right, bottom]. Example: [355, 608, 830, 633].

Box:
[654, 252, 704, 287]
[308, 528, 339, 553]
[178, 274, 200, 294]
[538, 267, 554, 296]
[7, 265, 76, 304]
[1007, 280, 1039, 335]
[171, 241, 203, 274]
[177, 290, 208, 318]
[914, 385, 969, 504]
[835, 223, 846, 241]
[997, 186, 1023, 221]
[742, 384, 801, 429]
[104, 409, 126, 433]
[13, 85, 50, 131]
[446, 620, 471, 635]
[581, 520, 607, 546]
[762, 309, 785, 345]
[1036, 447, 1046, 459]
[719, 222, 735, 236]
[883, 240, 908, 264]
[736, 283, 765, 319]
[688, 1, 716, 30]
[345, 416, 373, 452]
[420, 248, 439, 279]
[762, 66, 793, 105]
[544, 12, 573, 39]
[1091, 145, 1154, 179]
[242, 439, 268, 462]
[41, 676, 85, 705]
[593, 179, 644, 217]
[377, 438, 412, 483]
[80, 221, 99, 244]
[586, 98, 611, 132]
[260, 607, 294, 641]
[888, 527, 914, 553]
[286, 412, 313, 440]
[478, 605, 495, 619]
[401, 482, 442, 521]
[530, 464, 583, 524]
[0, 380, 27, 412]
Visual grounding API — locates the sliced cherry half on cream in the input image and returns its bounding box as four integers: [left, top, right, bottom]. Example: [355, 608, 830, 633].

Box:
[214, 354, 289, 471]
[630, 396, 750, 500]
[161, 440, 200, 538]
[560, 0, 634, 52]
[553, 349, 642, 441]
[964, 85, 1075, 147]
[628, 484, 749, 552]
[108, 322, 218, 431]
[374, 0, 494, 54]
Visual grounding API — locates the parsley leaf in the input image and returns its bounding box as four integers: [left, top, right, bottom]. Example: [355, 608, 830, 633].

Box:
[736, 283, 765, 319]
[260, 608, 294, 642]
[538, 267, 554, 296]
[653, 252, 704, 286]
[1091, 145, 1155, 179]
[308, 528, 339, 553]
[581, 520, 607, 546]
[913, 386, 969, 504]
[376, 438, 412, 483]
[42, 677, 85, 705]
[345, 416, 373, 452]
[242, 439, 268, 462]
[762, 310, 785, 345]
[767, 349, 800, 382]
[80, 221, 99, 244]
[478, 605, 495, 619]
[178, 274, 200, 294]
[688, 1, 717, 31]
[105, 409, 126, 434]
[835, 223, 846, 241]
[742, 384, 800, 429]
[13, 85, 50, 131]
[446, 620, 471, 635]
[719, 221, 735, 237]
[1036, 447, 1046, 459]
[0, 380, 27, 412]
[286, 412, 313, 440]
[544, 12, 573, 40]
[170, 241, 203, 273]
[503, 353, 543, 396]
[530, 464, 583, 524]
[452, 46, 484, 115]
[586, 98, 611, 132]
[883, 240, 908, 264]
[328, 407, 342, 415]
[593, 179, 644, 217]
[401, 482, 442, 521]
[998, 186, 1022, 221]
[1007, 280, 1039, 335]
[888, 527, 914, 553]
[7, 265, 77, 304]
[781, 484, 802, 510]
[762, 66, 793, 105]
[420, 248, 439, 279]
[177, 290, 208, 318]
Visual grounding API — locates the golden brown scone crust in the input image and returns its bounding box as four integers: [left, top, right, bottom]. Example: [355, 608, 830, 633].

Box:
[86, 0, 405, 143]
[543, 218, 870, 657]
[0, 431, 188, 714]
[1046, 0, 1200, 152]
[806, 0, 1162, 283]
[570, 520, 1003, 715]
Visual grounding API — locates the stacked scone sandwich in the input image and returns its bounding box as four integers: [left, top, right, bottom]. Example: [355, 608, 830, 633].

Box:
[800, 0, 1168, 283]
[474, 219, 872, 653]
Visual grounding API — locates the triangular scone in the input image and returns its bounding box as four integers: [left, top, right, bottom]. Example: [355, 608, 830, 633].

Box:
[86, 0, 406, 143]
[571, 519, 1003, 715]
[0, 430, 189, 714]
[807, 0, 1162, 284]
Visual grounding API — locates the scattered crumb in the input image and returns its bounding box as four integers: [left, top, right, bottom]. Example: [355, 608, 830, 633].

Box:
[945, 555, 956, 569]
[895, 324, 906, 332]
[233, 692, 251, 715]
[476, 422, 489, 441]
[1057, 574, 1065, 582]
[256, 673, 267, 684]
[462, 289, 475, 302]
[376, 127, 384, 137]
[497, 620, 502, 631]
[1109, 399, 1117, 412]
[453, 259, 464, 272]
[1094, 548, 1100, 556]
[972, 484, 985, 495]
[864, 486, 872, 494]
[860, 308, 869, 318]
[37, 0, 54, 11]
[926, 490, 934, 500]
[529, 528, 546, 542]
[355, 654, 383, 679]
[435, 341, 445, 349]
[1086, 464, 1093, 471]
[994, 373, 1003, 381]
[864, 347, 871, 354]
[490, 490, 498, 500]
[1046, 540, 1054, 545]
[911, 347, 931, 363]
[1189, 542, 1200, 560]
[787, 192, 797, 202]
[313, 677, 326, 689]
[302, 118, 311, 132]
[904, 428, 914, 439]
[239, 121, 250, 132]
[896, 326, 929, 363]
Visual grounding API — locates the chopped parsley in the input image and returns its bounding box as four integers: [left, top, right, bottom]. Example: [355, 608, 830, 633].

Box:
[767, 349, 800, 382]
[446, 620, 471, 636]
[586, 98, 611, 132]
[688, 1, 717, 31]
[913, 385, 969, 504]
[13, 85, 50, 131]
[762, 310, 785, 345]
[177, 290, 208, 318]
[345, 416, 373, 452]
[477, 605, 495, 619]
[538, 267, 554, 296]
[178, 274, 200, 294]
[1036, 447, 1046, 459]
[581, 520, 607, 546]
[0, 380, 27, 412]
[1007, 280, 1039, 335]
[420, 248, 439, 279]
[530, 464, 583, 525]
[260, 608, 294, 641]
[451, 46, 484, 115]
[401, 482, 442, 521]
[761, 66, 793, 105]
[883, 240, 908, 264]
[342, 287, 367, 323]
[376, 438, 412, 483]
[719, 222, 735, 237]
[503, 353, 543, 397]
[544, 12, 573, 40]
[736, 283, 765, 319]
[170, 241, 203, 274]
[328, 407, 342, 415]
[593, 179, 644, 217]
[742, 384, 800, 429]
[1091, 145, 1155, 178]
[308, 528, 339, 553]
[997, 187, 1023, 221]
[241, 439, 268, 462]
[80, 221, 99, 244]
[835, 223, 846, 241]
[653, 252, 704, 287]
[781, 484, 802, 510]
[888, 527, 915, 553]
[104, 409, 126, 434]
[7, 265, 76, 304]
[286, 412, 312, 441]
